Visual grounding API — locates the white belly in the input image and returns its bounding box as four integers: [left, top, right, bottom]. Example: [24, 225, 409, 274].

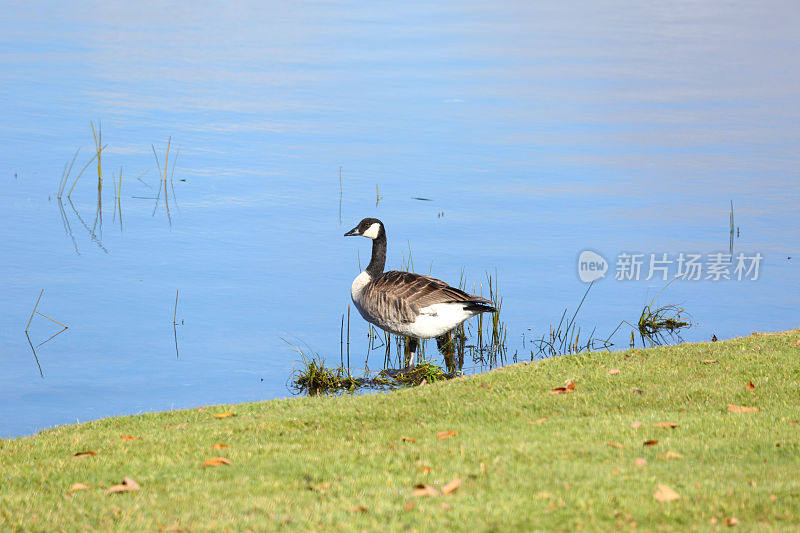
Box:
[385, 303, 476, 339]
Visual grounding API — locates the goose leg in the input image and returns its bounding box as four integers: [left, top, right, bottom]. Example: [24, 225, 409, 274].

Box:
[407, 338, 418, 368]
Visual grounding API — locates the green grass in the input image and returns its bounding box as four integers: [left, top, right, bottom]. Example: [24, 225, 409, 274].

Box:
[2, 330, 799, 531]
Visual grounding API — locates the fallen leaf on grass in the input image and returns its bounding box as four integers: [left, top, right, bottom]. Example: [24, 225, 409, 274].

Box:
[794, 339, 800, 346]
[106, 477, 139, 495]
[770, 494, 778, 501]
[728, 404, 758, 413]
[440, 501, 452, 510]
[401, 436, 416, 443]
[405, 501, 416, 511]
[643, 440, 659, 446]
[202, 457, 232, 467]
[631, 421, 643, 429]
[213, 412, 235, 419]
[73, 451, 96, 457]
[724, 517, 739, 526]
[630, 388, 643, 394]
[701, 359, 718, 363]
[550, 381, 575, 394]
[747, 381, 755, 390]
[413, 484, 439, 497]
[635, 458, 647, 467]
[442, 478, 462, 495]
[607, 368, 620, 375]
[528, 417, 547, 425]
[70, 483, 90, 492]
[417, 465, 432, 474]
[212, 443, 229, 450]
[653, 484, 680, 502]
[653, 422, 678, 428]
[607, 442, 623, 449]
[659, 451, 684, 459]
[169, 422, 189, 430]
[437, 430, 456, 439]
[120, 435, 137, 441]
[348, 505, 368, 513]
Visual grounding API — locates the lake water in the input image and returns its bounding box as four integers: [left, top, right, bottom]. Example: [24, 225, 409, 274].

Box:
[2, 1, 798, 439]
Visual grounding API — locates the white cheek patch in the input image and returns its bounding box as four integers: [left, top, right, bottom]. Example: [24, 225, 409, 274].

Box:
[362, 223, 381, 239]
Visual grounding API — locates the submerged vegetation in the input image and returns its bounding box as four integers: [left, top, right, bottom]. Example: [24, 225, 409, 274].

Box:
[531, 281, 615, 358]
[54, 124, 179, 254]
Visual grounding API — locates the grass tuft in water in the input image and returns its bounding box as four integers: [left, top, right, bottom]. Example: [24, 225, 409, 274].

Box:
[636, 303, 691, 346]
[290, 357, 361, 395]
[532, 281, 614, 358]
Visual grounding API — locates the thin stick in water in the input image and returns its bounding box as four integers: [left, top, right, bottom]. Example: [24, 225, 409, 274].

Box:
[26, 289, 44, 331]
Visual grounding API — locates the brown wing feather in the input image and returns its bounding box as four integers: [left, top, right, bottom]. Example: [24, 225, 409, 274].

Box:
[362, 271, 491, 325]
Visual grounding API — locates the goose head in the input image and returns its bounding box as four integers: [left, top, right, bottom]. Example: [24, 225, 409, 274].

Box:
[344, 218, 384, 240]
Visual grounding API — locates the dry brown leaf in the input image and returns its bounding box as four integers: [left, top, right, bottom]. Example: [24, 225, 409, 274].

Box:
[643, 440, 659, 446]
[724, 517, 739, 526]
[653, 483, 680, 502]
[607, 442, 623, 449]
[106, 477, 139, 495]
[528, 417, 547, 425]
[770, 494, 778, 501]
[404, 501, 416, 511]
[202, 457, 232, 467]
[550, 381, 575, 394]
[439, 502, 452, 510]
[212, 443, 229, 450]
[417, 465, 432, 474]
[412, 484, 439, 497]
[747, 381, 755, 390]
[401, 436, 416, 443]
[728, 404, 758, 413]
[631, 421, 643, 429]
[307, 481, 331, 492]
[348, 505, 368, 513]
[789, 420, 799, 425]
[701, 359, 718, 364]
[635, 458, 647, 467]
[120, 435, 136, 441]
[653, 422, 678, 428]
[73, 451, 96, 458]
[213, 412, 235, 419]
[169, 422, 189, 430]
[607, 368, 620, 375]
[442, 478, 462, 495]
[659, 451, 684, 459]
[70, 483, 90, 492]
[794, 339, 800, 346]
[437, 430, 457, 440]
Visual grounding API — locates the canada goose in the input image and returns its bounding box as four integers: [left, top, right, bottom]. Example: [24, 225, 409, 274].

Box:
[344, 217, 496, 367]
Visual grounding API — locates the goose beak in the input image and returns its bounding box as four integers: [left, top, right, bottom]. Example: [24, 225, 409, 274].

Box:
[344, 226, 360, 237]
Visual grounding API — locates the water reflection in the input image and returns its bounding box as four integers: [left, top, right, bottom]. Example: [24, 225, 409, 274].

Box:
[24, 290, 70, 379]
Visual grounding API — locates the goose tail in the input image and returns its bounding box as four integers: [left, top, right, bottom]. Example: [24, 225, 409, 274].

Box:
[463, 298, 497, 314]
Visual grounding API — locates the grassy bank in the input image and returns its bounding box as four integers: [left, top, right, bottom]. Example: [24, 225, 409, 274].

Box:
[2, 330, 799, 531]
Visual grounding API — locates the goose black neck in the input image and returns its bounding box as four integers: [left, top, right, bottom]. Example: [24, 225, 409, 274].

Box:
[366, 233, 386, 278]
